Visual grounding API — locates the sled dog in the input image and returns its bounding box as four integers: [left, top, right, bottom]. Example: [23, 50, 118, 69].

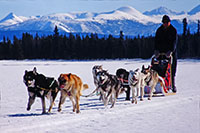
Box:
[116, 68, 131, 100]
[96, 70, 124, 108]
[58, 73, 89, 113]
[92, 65, 104, 98]
[92, 65, 103, 87]
[140, 65, 165, 100]
[23, 67, 59, 114]
[128, 68, 141, 104]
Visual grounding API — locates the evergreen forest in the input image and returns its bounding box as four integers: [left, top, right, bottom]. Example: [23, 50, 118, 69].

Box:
[0, 18, 200, 60]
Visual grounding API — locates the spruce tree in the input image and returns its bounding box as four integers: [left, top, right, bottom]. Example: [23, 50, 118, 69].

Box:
[182, 18, 188, 57]
[54, 25, 59, 37]
[183, 18, 187, 36]
[198, 20, 200, 36]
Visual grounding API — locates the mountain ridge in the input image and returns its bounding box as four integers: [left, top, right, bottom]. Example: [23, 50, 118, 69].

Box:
[0, 5, 199, 40]
[188, 4, 200, 15]
[143, 6, 186, 16]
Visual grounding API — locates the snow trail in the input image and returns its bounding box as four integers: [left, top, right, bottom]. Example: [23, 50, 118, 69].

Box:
[0, 60, 200, 133]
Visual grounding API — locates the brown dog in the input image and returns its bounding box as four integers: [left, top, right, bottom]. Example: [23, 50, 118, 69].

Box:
[57, 73, 88, 113]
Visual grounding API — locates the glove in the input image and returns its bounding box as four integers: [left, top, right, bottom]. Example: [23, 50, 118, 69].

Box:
[166, 51, 172, 58]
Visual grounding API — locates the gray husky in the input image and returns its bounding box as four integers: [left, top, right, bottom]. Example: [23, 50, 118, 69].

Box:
[96, 70, 124, 108]
[92, 65, 103, 87]
[140, 65, 165, 100]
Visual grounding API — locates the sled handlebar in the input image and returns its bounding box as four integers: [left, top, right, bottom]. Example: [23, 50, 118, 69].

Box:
[152, 52, 173, 64]
[152, 52, 172, 58]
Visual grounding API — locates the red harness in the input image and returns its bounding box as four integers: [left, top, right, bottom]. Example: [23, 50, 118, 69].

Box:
[118, 78, 128, 83]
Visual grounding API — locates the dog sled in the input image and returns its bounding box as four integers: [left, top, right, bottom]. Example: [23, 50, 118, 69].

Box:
[144, 53, 175, 96]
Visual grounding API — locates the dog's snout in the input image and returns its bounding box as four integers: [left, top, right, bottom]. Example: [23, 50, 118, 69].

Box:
[141, 69, 148, 74]
[58, 77, 66, 84]
[28, 80, 32, 84]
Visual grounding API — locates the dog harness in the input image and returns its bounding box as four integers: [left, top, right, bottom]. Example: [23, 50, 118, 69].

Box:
[145, 71, 153, 86]
[62, 88, 72, 96]
[129, 74, 138, 86]
[118, 78, 129, 85]
[37, 79, 57, 91]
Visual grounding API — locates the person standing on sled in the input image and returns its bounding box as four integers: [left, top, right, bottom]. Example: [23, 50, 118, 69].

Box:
[154, 15, 178, 93]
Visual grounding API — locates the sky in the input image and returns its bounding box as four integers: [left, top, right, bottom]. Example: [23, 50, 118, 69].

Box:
[0, 0, 200, 19]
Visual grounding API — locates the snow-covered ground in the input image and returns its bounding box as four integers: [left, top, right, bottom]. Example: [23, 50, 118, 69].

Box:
[0, 59, 200, 133]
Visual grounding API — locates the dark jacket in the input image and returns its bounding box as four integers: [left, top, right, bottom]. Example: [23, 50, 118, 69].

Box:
[155, 24, 178, 53]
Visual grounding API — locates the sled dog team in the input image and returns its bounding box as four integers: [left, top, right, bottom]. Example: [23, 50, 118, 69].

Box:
[23, 65, 165, 114]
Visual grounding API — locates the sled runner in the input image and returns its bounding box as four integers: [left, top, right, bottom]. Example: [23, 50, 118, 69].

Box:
[144, 53, 175, 96]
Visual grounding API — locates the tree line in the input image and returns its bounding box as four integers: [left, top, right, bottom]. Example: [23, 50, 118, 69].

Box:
[0, 18, 200, 60]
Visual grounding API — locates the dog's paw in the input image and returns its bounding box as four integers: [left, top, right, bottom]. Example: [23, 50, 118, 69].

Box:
[110, 104, 115, 108]
[76, 110, 80, 113]
[42, 111, 47, 114]
[27, 106, 31, 111]
[125, 98, 130, 101]
[58, 108, 61, 112]
[132, 100, 138, 104]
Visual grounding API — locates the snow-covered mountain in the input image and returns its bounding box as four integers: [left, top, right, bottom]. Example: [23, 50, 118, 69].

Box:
[143, 6, 185, 16]
[188, 4, 200, 15]
[0, 12, 25, 26]
[95, 6, 157, 24]
[0, 5, 199, 40]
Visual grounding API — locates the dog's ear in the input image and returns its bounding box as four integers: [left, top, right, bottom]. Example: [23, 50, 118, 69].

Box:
[67, 73, 71, 78]
[33, 67, 37, 75]
[147, 65, 150, 70]
[25, 70, 28, 74]
[142, 65, 145, 70]
[105, 70, 108, 74]
[58, 74, 62, 79]
[58, 74, 64, 82]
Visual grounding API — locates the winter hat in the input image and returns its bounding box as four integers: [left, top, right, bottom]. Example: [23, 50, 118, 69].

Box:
[162, 15, 171, 23]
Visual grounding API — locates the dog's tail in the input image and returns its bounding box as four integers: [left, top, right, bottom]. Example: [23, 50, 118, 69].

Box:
[80, 84, 89, 96]
[158, 76, 165, 84]
[83, 84, 89, 90]
[158, 75, 167, 92]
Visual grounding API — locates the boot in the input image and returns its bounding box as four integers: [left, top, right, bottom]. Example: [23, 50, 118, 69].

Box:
[172, 76, 177, 93]
[172, 86, 177, 93]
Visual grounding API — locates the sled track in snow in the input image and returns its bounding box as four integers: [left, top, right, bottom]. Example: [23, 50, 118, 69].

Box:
[2, 94, 199, 133]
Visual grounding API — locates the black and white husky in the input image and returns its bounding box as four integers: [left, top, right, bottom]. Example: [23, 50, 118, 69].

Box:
[96, 70, 124, 108]
[23, 67, 59, 114]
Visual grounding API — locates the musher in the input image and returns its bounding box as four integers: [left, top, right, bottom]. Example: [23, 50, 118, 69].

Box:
[154, 15, 178, 93]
